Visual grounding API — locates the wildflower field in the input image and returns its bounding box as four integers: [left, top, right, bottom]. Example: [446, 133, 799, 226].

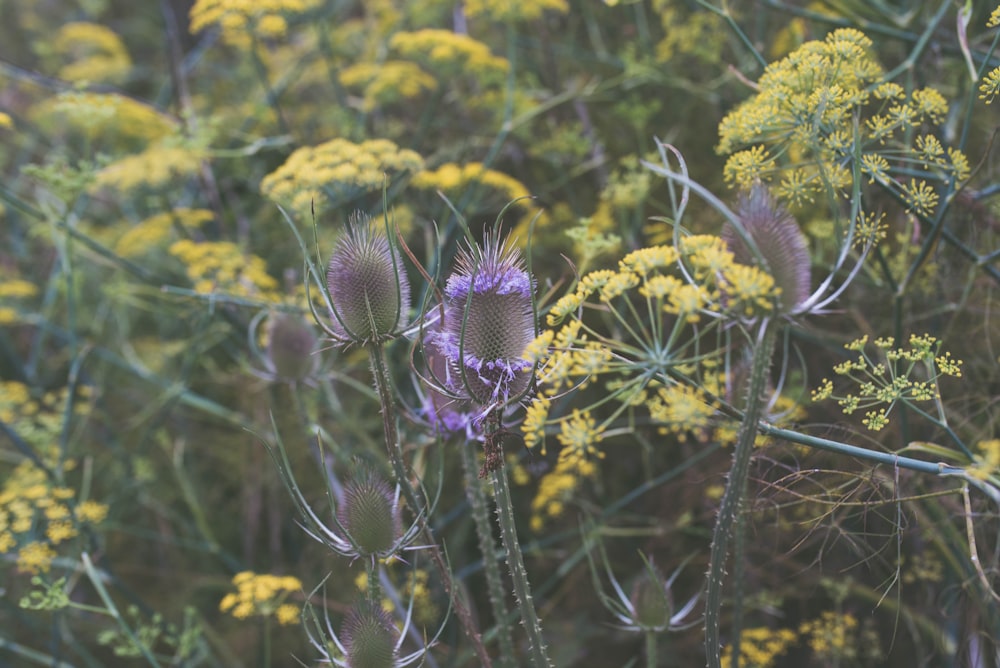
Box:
[3, 1, 1000, 666]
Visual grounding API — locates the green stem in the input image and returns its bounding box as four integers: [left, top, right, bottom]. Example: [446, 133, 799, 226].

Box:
[367, 343, 492, 666]
[706, 322, 777, 668]
[487, 419, 551, 668]
[645, 630, 657, 668]
[461, 439, 517, 667]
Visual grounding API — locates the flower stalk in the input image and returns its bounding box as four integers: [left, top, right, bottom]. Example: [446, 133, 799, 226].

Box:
[486, 412, 551, 668]
[705, 321, 777, 668]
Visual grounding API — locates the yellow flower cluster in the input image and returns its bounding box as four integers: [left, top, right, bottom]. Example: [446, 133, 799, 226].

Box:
[524, 237, 780, 528]
[967, 439, 1000, 482]
[653, 4, 725, 65]
[339, 61, 437, 111]
[980, 66, 1000, 104]
[0, 381, 108, 574]
[260, 138, 424, 218]
[463, 0, 568, 22]
[168, 240, 280, 301]
[720, 626, 797, 668]
[90, 143, 205, 194]
[115, 209, 215, 258]
[811, 334, 962, 431]
[189, 0, 322, 48]
[389, 29, 510, 82]
[0, 112, 12, 130]
[412, 161, 531, 204]
[219, 571, 301, 625]
[52, 21, 132, 84]
[798, 611, 867, 662]
[718, 28, 968, 218]
[0, 278, 39, 325]
[32, 92, 177, 146]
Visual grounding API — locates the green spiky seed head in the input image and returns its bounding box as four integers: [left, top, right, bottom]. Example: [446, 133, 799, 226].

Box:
[342, 601, 398, 668]
[326, 213, 410, 345]
[338, 467, 400, 557]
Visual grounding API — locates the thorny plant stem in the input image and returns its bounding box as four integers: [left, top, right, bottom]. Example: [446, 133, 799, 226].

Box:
[462, 439, 518, 667]
[367, 343, 492, 667]
[486, 415, 552, 668]
[459, 444, 517, 668]
[706, 322, 777, 668]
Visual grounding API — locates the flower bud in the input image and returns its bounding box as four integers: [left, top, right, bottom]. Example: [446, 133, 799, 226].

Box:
[338, 466, 400, 557]
[342, 601, 398, 668]
[436, 232, 535, 406]
[326, 213, 410, 345]
[265, 313, 317, 381]
[630, 566, 673, 631]
[723, 184, 811, 314]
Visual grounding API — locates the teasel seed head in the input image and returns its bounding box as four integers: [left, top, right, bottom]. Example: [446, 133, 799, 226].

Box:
[437, 230, 535, 407]
[723, 184, 811, 315]
[338, 466, 401, 558]
[326, 212, 410, 345]
[265, 313, 318, 381]
[341, 601, 399, 668]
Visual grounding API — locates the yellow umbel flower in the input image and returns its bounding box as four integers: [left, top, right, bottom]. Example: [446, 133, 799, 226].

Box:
[53, 22, 132, 84]
[261, 138, 423, 218]
[219, 571, 302, 624]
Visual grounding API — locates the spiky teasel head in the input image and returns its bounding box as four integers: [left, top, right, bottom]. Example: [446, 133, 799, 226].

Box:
[325, 212, 410, 346]
[436, 230, 535, 408]
[265, 313, 318, 381]
[341, 601, 399, 668]
[723, 184, 811, 315]
[337, 466, 401, 558]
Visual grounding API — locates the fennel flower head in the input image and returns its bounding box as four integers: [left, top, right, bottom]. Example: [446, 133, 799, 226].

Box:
[434, 231, 536, 413]
[325, 213, 410, 346]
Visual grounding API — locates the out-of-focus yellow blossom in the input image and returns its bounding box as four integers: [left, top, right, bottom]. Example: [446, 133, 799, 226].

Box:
[798, 611, 866, 662]
[169, 240, 281, 301]
[32, 92, 177, 146]
[17, 541, 57, 575]
[530, 407, 625, 531]
[721, 626, 797, 668]
[412, 161, 530, 202]
[0, 113, 12, 130]
[0, 278, 39, 325]
[189, 0, 322, 48]
[990, 6, 1000, 27]
[463, 0, 568, 21]
[90, 143, 205, 194]
[219, 571, 302, 624]
[389, 29, 509, 82]
[260, 138, 423, 219]
[339, 61, 437, 111]
[412, 161, 547, 232]
[115, 209, 215, 258]
[654, 4, 725, 65]
[52, 22, 132, 84]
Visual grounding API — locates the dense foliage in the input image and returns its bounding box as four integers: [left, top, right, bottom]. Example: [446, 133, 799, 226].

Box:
[2, 1, 1000, 666]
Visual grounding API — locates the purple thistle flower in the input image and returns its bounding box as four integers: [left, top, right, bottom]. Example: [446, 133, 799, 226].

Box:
[325, 212, 410, 346]
[434, 231, 535, 410]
